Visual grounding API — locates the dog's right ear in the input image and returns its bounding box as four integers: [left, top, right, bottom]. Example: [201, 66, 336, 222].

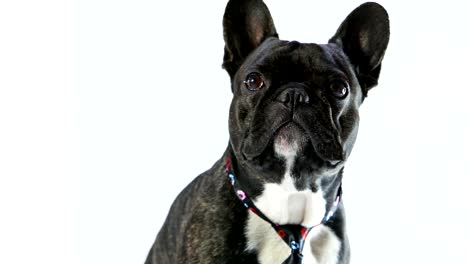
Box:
[222, 0, 278, 79]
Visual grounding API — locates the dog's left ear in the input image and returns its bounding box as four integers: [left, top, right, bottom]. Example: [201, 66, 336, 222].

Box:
[222, 0, 278, 79]
[329, 2, 390, 96]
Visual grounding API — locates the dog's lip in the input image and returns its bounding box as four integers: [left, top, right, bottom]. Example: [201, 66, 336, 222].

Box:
[241, 119, 292, 161]
[292, 110, 345, 162]
[327, 160, 341, 166]
[242, 120, 306, 161]
[241, 118, 346, 163]
[283, 121, 346, 166]
[326, 159, 344, 168]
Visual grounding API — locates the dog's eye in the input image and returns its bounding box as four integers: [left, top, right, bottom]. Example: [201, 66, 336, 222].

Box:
[329, 80, 349, 99]
[244, 72, 264, 91]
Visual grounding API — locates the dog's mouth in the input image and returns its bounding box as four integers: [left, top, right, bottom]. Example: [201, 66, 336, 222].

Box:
[241, 116, 290, 161]
[241, 114, 345, 165]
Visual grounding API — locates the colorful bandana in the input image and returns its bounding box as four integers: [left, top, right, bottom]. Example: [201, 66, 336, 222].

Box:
[225, 157, 342, 264]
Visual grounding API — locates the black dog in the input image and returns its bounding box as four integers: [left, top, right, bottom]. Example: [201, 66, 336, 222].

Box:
[146, 1, 389, 263]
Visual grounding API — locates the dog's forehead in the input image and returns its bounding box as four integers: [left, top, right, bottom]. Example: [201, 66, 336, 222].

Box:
[242, 38, 347, 78]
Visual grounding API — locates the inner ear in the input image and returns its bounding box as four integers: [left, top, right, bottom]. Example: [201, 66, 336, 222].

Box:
[222, 0, 278, 79]
[329, 2, 390, 94]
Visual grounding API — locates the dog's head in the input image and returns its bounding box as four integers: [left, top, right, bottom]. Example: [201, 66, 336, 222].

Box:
[223, 0, 389, 188]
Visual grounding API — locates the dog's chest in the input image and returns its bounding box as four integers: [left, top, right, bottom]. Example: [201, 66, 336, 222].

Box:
[245, 210, 341, 264]
[243, 173, 341, 264]
[246, 216, 341, 264]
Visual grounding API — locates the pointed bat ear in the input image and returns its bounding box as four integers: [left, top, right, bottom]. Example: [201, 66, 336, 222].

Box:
[329, 2, 390, 97]
[222, 0, 278, 79]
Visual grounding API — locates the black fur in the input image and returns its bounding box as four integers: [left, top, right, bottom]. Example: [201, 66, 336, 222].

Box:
[146, 1, 389, 263]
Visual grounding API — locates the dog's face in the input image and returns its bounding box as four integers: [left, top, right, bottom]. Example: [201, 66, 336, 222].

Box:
[230, 40, 359, 167]
[223, 0, 389, 189]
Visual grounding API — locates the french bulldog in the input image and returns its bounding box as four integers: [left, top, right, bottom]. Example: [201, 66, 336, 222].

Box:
[145, 0, 389, 263]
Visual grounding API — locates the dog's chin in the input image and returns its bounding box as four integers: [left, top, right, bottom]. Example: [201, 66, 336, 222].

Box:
[273, 122, 307, 160]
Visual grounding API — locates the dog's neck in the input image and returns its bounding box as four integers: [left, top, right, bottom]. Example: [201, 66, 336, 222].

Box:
[225, 145, 343, 227]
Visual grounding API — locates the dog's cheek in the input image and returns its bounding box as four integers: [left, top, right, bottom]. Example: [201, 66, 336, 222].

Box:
[229, 98, 252, 152]
[234, 102, 250, 131]
[339, 108, 360, 157]
[236, 103, 250, 125]
[228, 102, 242, 151]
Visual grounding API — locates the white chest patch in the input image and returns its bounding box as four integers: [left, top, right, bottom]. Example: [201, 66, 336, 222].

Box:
[244, 177, 341, 264]
[246, 217, 341, 264]
[244, 135, 341, 263]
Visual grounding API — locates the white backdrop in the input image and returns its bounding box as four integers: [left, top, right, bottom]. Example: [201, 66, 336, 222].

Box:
[1, 0, 467, 263]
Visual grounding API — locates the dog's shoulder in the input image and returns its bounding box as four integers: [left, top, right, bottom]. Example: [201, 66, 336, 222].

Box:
[150, 157, 256, 263]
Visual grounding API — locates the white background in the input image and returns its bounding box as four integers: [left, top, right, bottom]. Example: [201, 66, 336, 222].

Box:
[1, 0, 467, 263]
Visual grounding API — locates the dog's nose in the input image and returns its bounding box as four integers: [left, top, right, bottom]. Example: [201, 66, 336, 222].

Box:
[276, 88, 310, 107]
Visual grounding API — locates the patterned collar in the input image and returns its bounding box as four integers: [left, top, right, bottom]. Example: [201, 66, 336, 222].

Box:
[225, 156, 342, 264]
